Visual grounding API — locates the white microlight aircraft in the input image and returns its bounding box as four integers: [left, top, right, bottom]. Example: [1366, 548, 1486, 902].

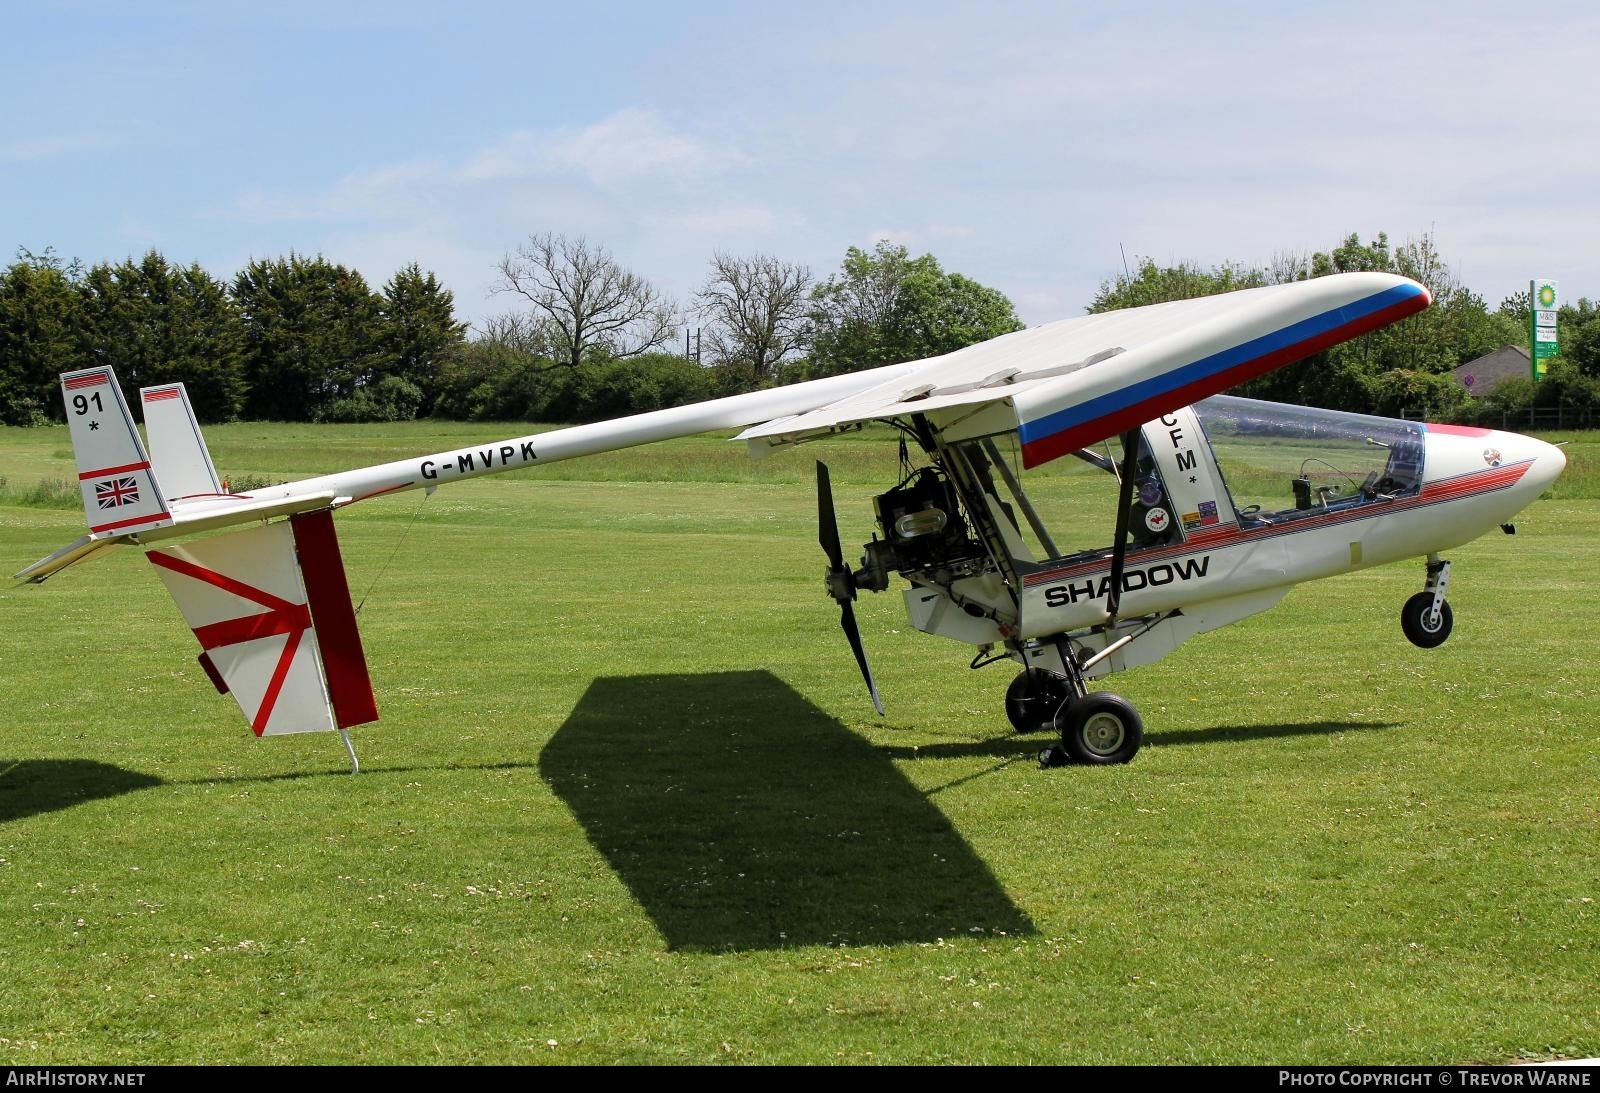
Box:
[16, 272, 1567, 768]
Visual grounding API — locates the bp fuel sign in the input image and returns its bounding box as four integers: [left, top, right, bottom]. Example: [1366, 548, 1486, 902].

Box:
[1531, 278, 1559, 380]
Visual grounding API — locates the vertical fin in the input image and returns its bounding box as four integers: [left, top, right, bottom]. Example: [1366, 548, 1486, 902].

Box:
[140, 383, 223, 502]
[61, 368, 172, 536]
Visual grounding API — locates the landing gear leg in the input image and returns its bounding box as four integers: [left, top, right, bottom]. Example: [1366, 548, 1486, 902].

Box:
[1401, 555, 1453, 649]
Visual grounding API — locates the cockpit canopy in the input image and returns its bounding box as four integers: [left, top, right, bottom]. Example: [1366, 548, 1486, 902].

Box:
[1194, 396, 1424, 522]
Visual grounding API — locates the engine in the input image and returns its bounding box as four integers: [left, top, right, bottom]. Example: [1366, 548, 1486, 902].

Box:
[856, 467, 986, 591]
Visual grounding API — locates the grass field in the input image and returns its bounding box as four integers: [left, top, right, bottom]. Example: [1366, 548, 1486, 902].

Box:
[2, 420, 1598, 1064]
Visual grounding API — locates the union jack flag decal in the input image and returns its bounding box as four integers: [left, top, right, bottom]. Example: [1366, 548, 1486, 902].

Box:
[96, 476, 141, 509]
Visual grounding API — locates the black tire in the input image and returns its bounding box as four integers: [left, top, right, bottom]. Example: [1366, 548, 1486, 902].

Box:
[1005, 669, 1073, 734]
[1060, 692, 1144, 765]
[1401, 591, 1453, 649]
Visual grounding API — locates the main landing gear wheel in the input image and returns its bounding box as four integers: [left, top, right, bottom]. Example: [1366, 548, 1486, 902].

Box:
[1005, 669, 1072, 734]
[1400, 591, 1453, 649]
[1060, 692, 1144, 765]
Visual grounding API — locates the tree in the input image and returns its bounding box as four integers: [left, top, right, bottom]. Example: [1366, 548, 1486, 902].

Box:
[493, 233, 675, 370]
[474, 312, 558, 359]
[233, 253, 389, 421]
[1552, 298, 1600, 378]
[532, 353, 716, 424]
[808, 241, 1022, 375]
[1088, 257, 1265, 312]
[432, 316, 552, 421]
[78, 251, 247, 422]
[1367, 368, 1468, 419]
[695, 252, 812, 383]
[1310, 231, 1394, 277]
[314, 374, 425, 424]
[380, 262, 467, 416]
[1529, 358, 1600, 410]
[897, 269, 1025, 358]
[0, 248, 84, 425]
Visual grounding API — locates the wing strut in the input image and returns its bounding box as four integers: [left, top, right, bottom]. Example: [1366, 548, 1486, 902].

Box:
[1104, 428, 1141, 623]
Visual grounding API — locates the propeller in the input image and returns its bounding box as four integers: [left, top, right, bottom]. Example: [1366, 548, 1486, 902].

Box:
[816, 460, 885, 715]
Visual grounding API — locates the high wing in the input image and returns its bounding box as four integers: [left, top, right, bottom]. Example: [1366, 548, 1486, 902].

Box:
[737, 272, 1429, 467]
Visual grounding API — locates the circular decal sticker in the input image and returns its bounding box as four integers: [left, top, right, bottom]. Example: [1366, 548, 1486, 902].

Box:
[1483, 447, 1502, 467]
[1137, 477, 1163, 507]
[1144, 508, 1170, 533]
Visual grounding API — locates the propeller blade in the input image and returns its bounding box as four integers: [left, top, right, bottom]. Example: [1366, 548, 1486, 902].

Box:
[817, 459, 881, 714]
[816, 460, 844, 572]
[839, 600, 885, 716]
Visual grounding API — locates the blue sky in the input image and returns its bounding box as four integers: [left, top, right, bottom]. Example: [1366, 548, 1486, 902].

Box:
[5, 1, 1597, 330]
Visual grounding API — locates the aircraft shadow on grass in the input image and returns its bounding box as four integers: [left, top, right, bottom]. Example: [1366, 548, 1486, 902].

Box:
[0, 759, 166, 825]
[0, 757, 553, 824]
[875, 719, 1404, 761]
[539, 670, 1036, 952]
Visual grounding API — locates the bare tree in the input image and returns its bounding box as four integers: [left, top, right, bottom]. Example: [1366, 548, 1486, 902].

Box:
[1267, 249, 1313, 285]
[695, 252, 813, 380]
[474, 311, 556, 358]
[494, 233, 676, 369]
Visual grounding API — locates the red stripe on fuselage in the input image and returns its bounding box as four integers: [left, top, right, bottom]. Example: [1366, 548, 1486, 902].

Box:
[1426, 423, 1492, 437]
[251, 628, 305, 737]
[1021, 461, 1532, 587]
[191, 604, 312, 651]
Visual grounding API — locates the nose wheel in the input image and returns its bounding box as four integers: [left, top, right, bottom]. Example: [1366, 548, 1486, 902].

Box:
[1401, 557, 1453, 649]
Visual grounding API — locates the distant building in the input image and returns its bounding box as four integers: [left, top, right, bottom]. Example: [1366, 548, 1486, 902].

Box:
[1451, 345, 1530, 397]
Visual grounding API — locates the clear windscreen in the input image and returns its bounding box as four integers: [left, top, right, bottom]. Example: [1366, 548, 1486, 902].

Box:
[1193, 396, 1424, 518]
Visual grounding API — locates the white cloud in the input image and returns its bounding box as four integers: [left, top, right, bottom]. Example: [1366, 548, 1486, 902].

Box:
[232, 159, 447, 223]
[456, 109, 743, 188]
[219, 110, 805, 320]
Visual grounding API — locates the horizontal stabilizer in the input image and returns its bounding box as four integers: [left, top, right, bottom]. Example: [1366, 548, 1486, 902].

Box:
[146, 511, 377, 736]
[14, 490, 340, 584]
